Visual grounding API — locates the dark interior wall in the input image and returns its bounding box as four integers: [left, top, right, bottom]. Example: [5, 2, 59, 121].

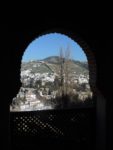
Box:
[1, 19, 113, 149]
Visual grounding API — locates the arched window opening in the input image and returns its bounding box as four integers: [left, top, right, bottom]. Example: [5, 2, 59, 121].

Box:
[10, 33, 94, 112]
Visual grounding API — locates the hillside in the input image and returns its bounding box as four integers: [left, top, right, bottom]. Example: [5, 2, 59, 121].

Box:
[11, 56, 92, 112]
[22, 56, 89, 75]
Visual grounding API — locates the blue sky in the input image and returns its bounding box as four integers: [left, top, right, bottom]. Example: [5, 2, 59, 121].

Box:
[22, 33, 87, 62]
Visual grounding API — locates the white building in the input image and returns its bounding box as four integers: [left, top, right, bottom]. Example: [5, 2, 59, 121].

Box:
[78, 75, 88, 84]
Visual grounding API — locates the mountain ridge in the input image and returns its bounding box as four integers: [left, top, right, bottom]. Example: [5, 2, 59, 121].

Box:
[22, 56, 89, 75]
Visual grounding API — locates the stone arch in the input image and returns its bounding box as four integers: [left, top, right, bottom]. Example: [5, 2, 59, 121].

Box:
[20, 28, 97, 100]
[10, 28, 98, 113]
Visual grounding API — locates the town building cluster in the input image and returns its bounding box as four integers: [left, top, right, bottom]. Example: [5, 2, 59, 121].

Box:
[10, 61, 93, 111]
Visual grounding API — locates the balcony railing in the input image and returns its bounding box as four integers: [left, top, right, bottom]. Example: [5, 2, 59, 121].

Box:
[9, 106, 96, 149]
